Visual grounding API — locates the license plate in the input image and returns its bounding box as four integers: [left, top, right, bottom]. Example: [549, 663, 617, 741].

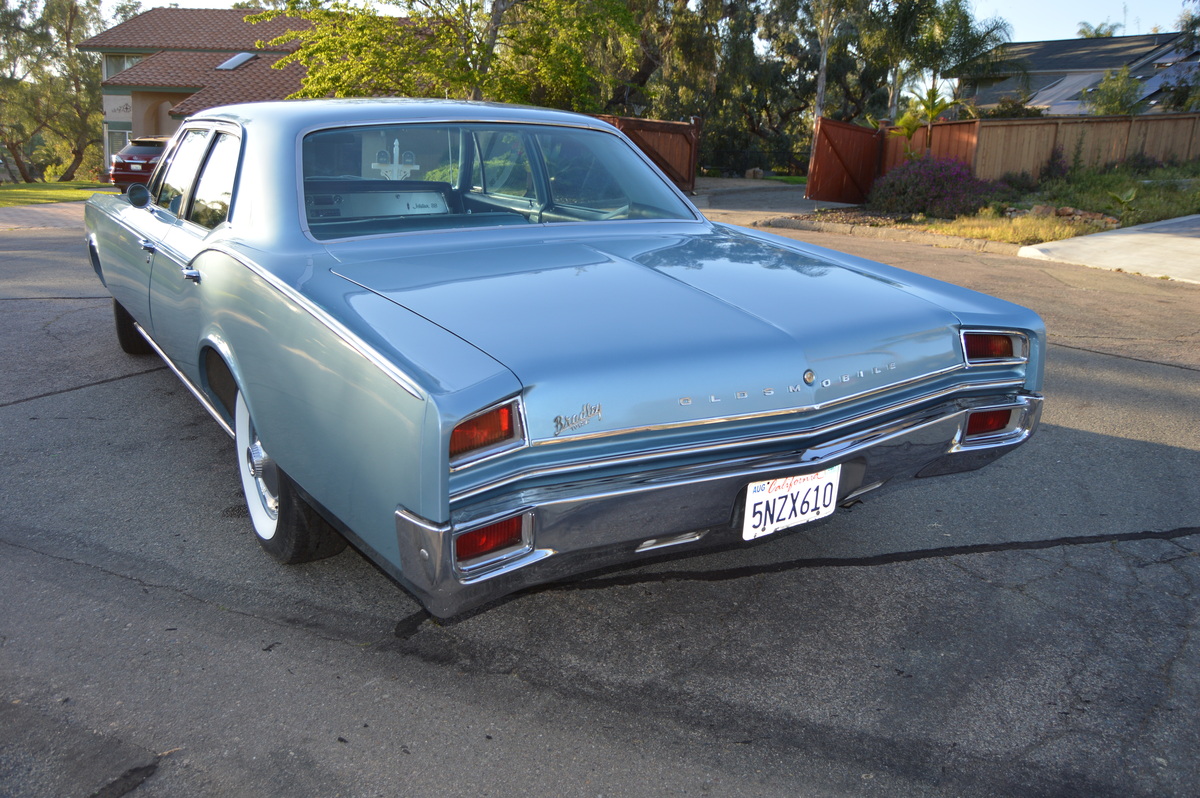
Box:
[742, 465, 841, 541]
[130, 164, 142, 170]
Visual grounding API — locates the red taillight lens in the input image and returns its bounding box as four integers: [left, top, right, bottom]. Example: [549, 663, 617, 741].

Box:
[450, 403, 517, 458]
[964, 333, 1015, 361]
[455, 516, 524, 563]
[966, 408, 1012, 437]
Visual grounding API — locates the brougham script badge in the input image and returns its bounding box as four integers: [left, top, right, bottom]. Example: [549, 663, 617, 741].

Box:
[554, 403, 603, 436]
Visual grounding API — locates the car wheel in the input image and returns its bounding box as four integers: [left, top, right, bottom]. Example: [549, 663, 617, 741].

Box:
[112, 299, 153, 355]
[234, 391, 347, 564]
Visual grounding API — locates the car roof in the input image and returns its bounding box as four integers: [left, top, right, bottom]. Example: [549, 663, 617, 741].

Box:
[186, 98, 616, 134]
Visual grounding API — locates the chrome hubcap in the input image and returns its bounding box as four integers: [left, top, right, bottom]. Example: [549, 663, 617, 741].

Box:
[244, 437, 279, 518]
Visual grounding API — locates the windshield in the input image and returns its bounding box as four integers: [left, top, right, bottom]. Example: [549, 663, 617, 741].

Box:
[301, 123, 695, 240]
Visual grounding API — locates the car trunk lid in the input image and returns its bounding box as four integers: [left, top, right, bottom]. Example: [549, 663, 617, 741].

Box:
[331, 232, 965, 441]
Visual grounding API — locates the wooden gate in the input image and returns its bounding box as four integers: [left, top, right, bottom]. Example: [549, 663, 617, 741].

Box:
[805, 118, 883, 203]
[594, 114, 701, 193]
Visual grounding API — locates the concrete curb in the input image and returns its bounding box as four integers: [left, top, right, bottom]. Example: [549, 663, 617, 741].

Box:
[760, 216, 1023, 256]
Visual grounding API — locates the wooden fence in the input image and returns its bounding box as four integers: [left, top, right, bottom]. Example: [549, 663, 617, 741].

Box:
[808, 112, 1200, 203]
[594, 114, 701, 193]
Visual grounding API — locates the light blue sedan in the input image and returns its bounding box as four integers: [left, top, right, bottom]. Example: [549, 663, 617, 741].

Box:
[85, 99, 1045, 618]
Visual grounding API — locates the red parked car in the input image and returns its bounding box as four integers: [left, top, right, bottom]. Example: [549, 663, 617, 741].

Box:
[108, 136, 169, 192]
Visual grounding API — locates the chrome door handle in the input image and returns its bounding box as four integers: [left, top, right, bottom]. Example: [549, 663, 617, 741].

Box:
[181, 265, 201, 283]
[138, 238, 156, 252]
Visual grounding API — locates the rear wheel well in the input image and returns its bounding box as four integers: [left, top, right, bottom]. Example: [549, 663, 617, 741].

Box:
[202, 346, 238, 426]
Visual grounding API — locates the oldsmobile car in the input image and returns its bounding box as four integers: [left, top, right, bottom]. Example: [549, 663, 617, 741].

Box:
[85, 99, 1045, 618]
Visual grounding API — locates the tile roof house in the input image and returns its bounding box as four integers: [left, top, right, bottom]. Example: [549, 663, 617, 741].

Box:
[960, 33, 1198, 115]
[79, 7, 310, 161]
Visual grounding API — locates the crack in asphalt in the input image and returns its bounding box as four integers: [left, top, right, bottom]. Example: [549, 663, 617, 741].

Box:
[0, 296, 110, 301]
[0, 537, 396, 651]
[0, 366, 167, 409]
[1048, 341, 1200, 372]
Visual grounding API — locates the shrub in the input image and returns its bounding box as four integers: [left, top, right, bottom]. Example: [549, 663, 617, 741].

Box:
[982, 97, 1046, 119]
[1113, 152, 1164, 175]
[1039, 145, 1068, 183]
[867, 157, 997, 219]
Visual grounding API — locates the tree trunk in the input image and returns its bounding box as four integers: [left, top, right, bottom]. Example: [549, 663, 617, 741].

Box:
[3, 142, 38, 183]
[56, 145, 87, 182]
[813, 41, 829, 125]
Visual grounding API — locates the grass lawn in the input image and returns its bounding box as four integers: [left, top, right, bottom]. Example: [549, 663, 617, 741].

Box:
[0, 181, 113, 208]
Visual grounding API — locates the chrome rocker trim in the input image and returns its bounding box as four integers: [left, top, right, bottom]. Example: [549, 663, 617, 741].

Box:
[136, 323, 235, 438]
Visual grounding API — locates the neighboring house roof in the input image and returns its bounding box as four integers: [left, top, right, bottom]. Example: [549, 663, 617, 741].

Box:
[79, 7, 305, 53]
[996, 34, 1183, 74]
[963, 33, 1191, 114]
[102, 50, 305, 116]
[80, 8, 311, 118]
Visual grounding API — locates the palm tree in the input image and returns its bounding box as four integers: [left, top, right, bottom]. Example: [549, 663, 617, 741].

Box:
[861, 0, 936, 121]
[1078, 20, 1123, 38]
[918, 0, 1012, 101]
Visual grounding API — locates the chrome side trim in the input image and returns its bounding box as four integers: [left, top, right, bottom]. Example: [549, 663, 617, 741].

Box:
[206, 244, 424, 400]
[136, 323, 234, 438]
[532, 363, 988, 446]
[451, 378, 1026, 504]
[396, 507, 449, 534]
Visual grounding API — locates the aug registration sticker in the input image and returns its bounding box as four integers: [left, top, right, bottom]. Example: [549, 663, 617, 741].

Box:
[742, 465, 842, 541]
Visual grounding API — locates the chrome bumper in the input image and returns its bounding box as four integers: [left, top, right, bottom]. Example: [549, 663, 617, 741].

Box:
[395, 394, 1042, 618]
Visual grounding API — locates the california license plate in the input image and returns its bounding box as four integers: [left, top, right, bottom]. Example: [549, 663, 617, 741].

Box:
[742, 465, 842, 541]
[130, 164, 142, 170]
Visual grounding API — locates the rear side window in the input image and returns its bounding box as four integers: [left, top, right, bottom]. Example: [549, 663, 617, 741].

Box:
[154, 129, 210, 216]
[187, 133, 239, 230]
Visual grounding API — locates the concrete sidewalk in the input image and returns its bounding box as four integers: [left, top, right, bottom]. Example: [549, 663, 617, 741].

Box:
[1018, 214, 1200, 284]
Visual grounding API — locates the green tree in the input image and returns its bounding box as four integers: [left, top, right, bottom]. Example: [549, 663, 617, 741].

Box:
[802, 0, 868, 124]
[908, 83, 957, 154]
[1178, 1, 1199, 51]
[1085, 66, 1143, 115]
[862, 0, 935, 121]
[255, 0, 638, 111]
[1077, 20, 1121, 38]
[0, 0, 49, 181]
[916, 0, 1010, 100]
[33, 0, 104, 181]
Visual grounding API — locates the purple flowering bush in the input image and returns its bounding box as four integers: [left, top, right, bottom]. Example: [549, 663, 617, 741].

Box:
[868, 157, 998, 219]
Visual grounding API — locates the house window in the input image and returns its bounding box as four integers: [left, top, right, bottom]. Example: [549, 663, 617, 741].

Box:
[103, 54, 142, 80]
[106, 128, 130, 163]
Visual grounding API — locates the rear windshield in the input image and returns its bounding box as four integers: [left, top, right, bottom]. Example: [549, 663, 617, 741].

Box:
[121, 141, 166, 157]
[301, 122, 695, 240]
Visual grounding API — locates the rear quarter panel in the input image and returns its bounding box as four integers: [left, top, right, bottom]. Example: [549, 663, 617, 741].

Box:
[189, 248, 438, 566]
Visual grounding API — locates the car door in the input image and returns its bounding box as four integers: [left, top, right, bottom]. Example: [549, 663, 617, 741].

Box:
[147, 127, 241, 384]
[99, 131, 203, 329]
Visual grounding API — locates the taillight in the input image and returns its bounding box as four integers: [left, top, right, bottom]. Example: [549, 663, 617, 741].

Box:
[964, 332, 1015, 361]
[455, 515, 524, 564]
[450, 401, 518, 459]
[966, 408, 1012, 437]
